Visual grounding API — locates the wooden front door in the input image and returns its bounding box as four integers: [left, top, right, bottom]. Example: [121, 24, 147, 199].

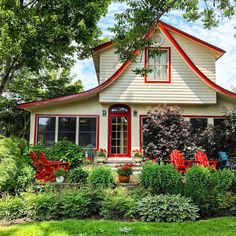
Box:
[108, 105, 131, 157]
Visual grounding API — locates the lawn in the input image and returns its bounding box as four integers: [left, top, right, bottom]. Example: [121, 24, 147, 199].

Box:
[0, 217, 235, 236]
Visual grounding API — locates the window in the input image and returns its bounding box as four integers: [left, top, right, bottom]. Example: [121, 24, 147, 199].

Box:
[214, 118, 225, 129]
[79, 118, 97, 147]
[190, 118, 207, 132]
[145, 48, 170, 82]
[36, 116, 98, 148]
[58, 117, 76, 143]
[37, 117, 56, 146]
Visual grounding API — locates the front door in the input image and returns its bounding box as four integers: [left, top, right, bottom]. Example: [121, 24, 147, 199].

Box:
[108, 105, 131, 157]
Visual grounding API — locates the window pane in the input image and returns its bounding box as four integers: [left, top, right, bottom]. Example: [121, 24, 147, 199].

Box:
[147, 49, 168, 81]
[37, 117, 56, 146]
[190, 118, 207, 132]
[79, 118, 97, 147]
[58, 117, 76, 143]
[214, 118, 225, 129]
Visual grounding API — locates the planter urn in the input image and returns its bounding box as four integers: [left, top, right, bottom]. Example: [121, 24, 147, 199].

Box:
[56, 176, 65, 183]
[118, 175, 130, 183]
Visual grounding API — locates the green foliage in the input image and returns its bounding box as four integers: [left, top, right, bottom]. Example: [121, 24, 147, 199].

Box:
[143, 106, 191, 161]
[29, 140, 86, 169]
[54, 168, 68, 177]
[101, 187, 135, 219]
[68, 168, 89, 184]
[184, 165, 235, 216]
[140, 162, 182, 194]
[88, 166, 115, 188]
[0, 187, 105, 221]
[216, 192, 236, 216]
[116, 164, 133, 176]
[0, 0, 112, 95]
[0, 136, 34, 194]
[134, 194, 199, 222]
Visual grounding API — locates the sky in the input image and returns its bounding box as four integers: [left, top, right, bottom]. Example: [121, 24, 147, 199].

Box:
[71, 2, 236, 92]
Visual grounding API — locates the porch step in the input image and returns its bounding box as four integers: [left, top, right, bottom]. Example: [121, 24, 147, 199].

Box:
[104, 158, 142, 174]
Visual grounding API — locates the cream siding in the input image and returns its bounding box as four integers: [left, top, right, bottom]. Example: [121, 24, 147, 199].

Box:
[171, 31, 216, 82]
[99, 31, 217, 104]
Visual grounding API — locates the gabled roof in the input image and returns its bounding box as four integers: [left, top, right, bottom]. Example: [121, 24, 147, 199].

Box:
[18, 21, 235, 110]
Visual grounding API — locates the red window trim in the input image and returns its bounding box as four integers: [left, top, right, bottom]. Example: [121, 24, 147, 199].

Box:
[139, 114, 225, 150]
[34, 114, 100, 150]
[144, 47, 171, 84]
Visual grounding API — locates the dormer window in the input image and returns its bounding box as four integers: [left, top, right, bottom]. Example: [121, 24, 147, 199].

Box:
[145, 47, 171, 83]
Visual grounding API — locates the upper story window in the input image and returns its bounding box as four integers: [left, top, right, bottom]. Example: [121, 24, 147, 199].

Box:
[145, 47, 170, 83]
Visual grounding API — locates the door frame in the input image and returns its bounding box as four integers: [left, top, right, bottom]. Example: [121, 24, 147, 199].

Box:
[108, 104, 131, 158]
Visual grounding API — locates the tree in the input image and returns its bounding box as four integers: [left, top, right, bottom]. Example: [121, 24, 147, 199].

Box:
[0, 68, 83, 138]
[111, 0, 236, 61]
[0, 0, 112, 95]
[143, 105, 191, 161]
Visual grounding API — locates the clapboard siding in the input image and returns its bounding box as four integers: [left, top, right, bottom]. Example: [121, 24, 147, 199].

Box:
[99, 31, 217, 104]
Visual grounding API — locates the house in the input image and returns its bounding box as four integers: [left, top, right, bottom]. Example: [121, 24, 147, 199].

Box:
[18, 20, 236, 158]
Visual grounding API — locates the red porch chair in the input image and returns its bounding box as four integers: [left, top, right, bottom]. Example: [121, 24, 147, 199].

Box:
[38, 151, 70, 171]
[194, 150, 218, 170]
[170, 149, 193, 173]
[29, 151, 54, 181]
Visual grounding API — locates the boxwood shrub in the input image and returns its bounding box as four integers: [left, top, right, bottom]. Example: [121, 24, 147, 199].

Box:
[140, 162, 182, 194]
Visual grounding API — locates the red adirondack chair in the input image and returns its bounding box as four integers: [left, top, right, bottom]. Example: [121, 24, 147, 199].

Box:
[170, 149, 193, 173]
[38, 151, 70, 171]
[29, 151, 54, 181]
[194, 150, 218, 170]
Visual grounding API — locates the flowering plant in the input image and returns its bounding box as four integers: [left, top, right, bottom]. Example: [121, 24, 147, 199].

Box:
[116, 164, 133, 176]
[132, 149, 143, 158]
[96, 148, 107, 157]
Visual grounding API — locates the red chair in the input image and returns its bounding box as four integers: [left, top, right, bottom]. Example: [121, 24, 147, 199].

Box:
[39, 151, 70, 171]
[170, 149, 193, 173]
[29, 151, 54, 181]
[194, 150, 218, 170]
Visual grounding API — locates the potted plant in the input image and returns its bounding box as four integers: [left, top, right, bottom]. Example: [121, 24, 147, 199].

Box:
[54, 168, 67, 183]
[96, 148, 107, 163]
[116, 164, 133, 183]
[132, 149, 143, 164]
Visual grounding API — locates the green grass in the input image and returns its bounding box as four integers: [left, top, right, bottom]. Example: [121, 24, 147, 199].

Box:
[0, 217, 235, 236]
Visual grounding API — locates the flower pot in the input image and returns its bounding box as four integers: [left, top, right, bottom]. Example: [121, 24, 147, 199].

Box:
[56, 176, 65, 183]
[118, 175, 130, 183]
[97, 156, 106, 163]
[134, 157, 142, 163]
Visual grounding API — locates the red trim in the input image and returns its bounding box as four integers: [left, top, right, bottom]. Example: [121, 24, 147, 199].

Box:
[93, 41, 113, 52]
[159, 21, 225, 55]
[34, 114, 100, 150]
[144, 47, 171, 83]
[159, 23, 236, 99]
[108, 105, 131, 158]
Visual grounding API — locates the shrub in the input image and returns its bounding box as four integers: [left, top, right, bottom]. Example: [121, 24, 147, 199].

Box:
[30, 140, 86, 169]
[184, 165, 235, 216]
[0, 136, 34, 194]
[88, 166, 115, 188]
[100, 187, 135, 219]
[134, 194, 199, 222]
[140, 162, 182, 194]
[0, 187, 105, 221]
[143, 106, 191, 161]
[0, 195, 25, 221]
[54, 168, 68, 177]
[68, 168, 89, 184]
[215, 192, 236, 216]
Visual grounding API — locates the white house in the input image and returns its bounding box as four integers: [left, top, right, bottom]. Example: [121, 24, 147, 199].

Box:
[18, 20, 236, 158]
